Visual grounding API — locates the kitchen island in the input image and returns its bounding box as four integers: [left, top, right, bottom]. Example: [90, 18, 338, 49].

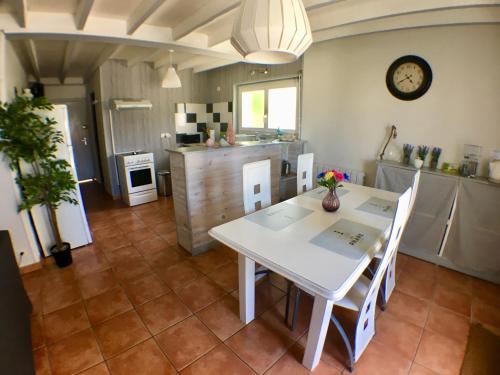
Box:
[168, 141, 282, 254]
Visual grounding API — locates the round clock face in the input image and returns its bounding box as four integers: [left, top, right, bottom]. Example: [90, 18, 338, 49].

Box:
[386, 55, 432, 101]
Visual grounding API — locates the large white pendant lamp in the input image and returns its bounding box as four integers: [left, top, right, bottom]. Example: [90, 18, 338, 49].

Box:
[162, 50, 181, 88]
[231, 0, 313, 64]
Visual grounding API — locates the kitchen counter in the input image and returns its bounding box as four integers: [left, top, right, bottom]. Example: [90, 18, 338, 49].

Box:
[169, 141, 283, 254]
[165, 140, 288, 154]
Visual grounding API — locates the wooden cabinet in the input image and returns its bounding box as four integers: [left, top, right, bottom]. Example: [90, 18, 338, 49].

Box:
[375, 161, 500, 284]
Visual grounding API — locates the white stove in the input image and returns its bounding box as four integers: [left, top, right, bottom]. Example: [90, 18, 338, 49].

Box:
[117, 151, 158, 206]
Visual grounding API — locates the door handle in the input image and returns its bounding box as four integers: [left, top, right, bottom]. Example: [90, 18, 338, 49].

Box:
[81, 137, 88, 146]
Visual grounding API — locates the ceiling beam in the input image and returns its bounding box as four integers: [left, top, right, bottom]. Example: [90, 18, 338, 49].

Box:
[193, 59, 237, 74]
[74, 0, 95, 30]
[60, 41, 80, 84]
[13, 0, 28, 28]
[24, 39, 40, 79]
[85, 44, 123, 81]
[126, 48, 164, 67]
[127, 0, 166, 35]
[172, 0, 240, 41]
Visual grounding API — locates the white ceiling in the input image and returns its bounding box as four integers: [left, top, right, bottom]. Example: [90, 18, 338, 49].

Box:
[1, 0, 499, 83]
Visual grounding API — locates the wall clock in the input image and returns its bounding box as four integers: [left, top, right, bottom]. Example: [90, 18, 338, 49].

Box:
[386, 55, 432, 101]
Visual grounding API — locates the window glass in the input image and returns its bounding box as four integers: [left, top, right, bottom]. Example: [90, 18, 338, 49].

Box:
[241, 90, 265, 128]
[268, 87, 297, 130]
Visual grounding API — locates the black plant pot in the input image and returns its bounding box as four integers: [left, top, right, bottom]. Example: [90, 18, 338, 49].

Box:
[51, 242, 72, 268]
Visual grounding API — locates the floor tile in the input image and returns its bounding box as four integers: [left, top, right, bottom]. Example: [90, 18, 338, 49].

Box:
[106, 338, 175, 375]
[112, 259, 151, 282]
[190, 249, 231, 274]
[470, 277, 500, 307]
[425, 305, 470, 344]
[73, 252, 111, 278]
[126, 228, 158, 244]
[207, 262, 238, 292]
[136, 293, 192, 335]
[47, 329, 103, 375]
[351, 339, 412, 374]
[115, 215, 147, 233]
[254, 281, 286, 316]
[180, 344, 255, 375]
[78, 269, 119, 300]
[403, 257, 438, 281]
[104, 246, 142, 265]
[155, 261, 202, 290]
[396, 272, 436, 301]
[266, 343, 342, 375]
[96, 235, 132, 253]
[436, 267, 472, 295]
[155, 315, 220, 370]
[433, 285, 471, 317]
[31, 314, 45, 349]
[409, 363, 440, 375]
[135, 237, 170, 257]
[146, 247, 186, 269]
[471, 297, 500, 329]
[124, 273, 169, 306]
[85, 287, 133, 325]
[225, 318, 294, 374]
[176, 276, 227, 312]
[372, 313, 423, 360]
[94, 310, 151, 359]
[42, 282, 82, 314]
[33, 346, 51, 375]
[196, 295, 245, 340]
[152, 221, 177, 236]
[79, 363, 110, 375]
[385, 290, 430, 328]
[414, 330, 466, 375]
[43, 301, 90, 344]
[93, 226, 124, 242]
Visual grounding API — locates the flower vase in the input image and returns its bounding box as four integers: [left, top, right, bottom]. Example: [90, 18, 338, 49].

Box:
[322, 188, 340, 212]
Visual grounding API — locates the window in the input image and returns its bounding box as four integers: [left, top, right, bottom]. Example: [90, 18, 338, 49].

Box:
[237, 78, 299, 132]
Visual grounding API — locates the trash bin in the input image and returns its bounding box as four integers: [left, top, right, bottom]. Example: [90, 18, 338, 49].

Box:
[156, 170, 172, 196]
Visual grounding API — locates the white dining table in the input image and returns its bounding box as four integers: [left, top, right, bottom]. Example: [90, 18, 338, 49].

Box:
[208, 182, 400, 370]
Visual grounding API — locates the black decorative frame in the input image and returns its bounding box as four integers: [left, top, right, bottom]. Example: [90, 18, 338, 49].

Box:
[386, 55, 432, 101]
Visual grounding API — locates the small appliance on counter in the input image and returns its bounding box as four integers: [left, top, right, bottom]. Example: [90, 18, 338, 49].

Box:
[459, 144, 481, 178]
[117, 151, 158, 206]
[489, 149, 500, 183]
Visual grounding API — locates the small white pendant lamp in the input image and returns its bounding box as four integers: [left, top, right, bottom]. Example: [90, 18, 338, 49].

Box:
[162, 50, 181, 88]
[231, 0, 313, 64]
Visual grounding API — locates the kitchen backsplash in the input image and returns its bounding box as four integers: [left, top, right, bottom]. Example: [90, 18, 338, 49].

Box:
[175, 102, 233, 139]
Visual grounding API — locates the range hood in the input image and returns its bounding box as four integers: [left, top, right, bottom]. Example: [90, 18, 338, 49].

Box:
[111, 99, 153, 110]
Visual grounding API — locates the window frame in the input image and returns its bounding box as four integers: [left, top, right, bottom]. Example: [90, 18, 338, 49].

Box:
[235, 76, 302, 135]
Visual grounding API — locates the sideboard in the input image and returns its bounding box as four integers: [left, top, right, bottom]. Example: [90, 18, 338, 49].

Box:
[375, 161, 500, 284]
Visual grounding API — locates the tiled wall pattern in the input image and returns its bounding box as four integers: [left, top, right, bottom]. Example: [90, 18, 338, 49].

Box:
[175, 102, 233, 140]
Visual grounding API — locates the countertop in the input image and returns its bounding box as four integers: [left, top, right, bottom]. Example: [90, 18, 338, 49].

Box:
[378, 160, 500, 188]
[165, 140, 291, 154]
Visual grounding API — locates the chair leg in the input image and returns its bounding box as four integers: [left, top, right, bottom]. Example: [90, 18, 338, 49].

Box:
[330, 314, 355, 372]
[291, 288, 301, 331]
[379, 279, 387, 311]
[284, 281, 292, 326]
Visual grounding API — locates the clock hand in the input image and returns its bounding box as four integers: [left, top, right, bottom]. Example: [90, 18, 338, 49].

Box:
[405, 74, 414, 84]
[398, 77, 409, 84]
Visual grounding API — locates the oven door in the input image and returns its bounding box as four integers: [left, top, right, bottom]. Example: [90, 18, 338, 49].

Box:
[125, 164, 156, 194]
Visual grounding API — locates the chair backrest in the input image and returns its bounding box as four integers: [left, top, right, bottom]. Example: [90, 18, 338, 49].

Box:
[297, 153, 314, 195]
[242, 159, 272, 214]
[408, 170, 421, 215]
[353, 187, 412, 359]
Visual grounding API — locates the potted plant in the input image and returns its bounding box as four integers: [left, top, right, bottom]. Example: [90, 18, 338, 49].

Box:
[0, 94, 77, 267]
[316, 169, 349, 212]
[415, 145, 430, 169]
[403, 144, 414, 165]
[430, 147, 442, 169]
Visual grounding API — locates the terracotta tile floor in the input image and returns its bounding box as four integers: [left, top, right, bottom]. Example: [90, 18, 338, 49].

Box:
[22, 184, 500, 375]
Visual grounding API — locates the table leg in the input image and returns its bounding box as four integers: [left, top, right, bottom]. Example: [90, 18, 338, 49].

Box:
[238, 253, 255, 324]
[302, 295, 334, 370]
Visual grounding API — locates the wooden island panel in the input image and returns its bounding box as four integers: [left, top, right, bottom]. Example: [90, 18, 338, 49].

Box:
[170, 143, 282, 255]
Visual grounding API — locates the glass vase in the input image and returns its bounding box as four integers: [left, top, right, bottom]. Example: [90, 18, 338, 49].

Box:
[322, 188, 340, 212]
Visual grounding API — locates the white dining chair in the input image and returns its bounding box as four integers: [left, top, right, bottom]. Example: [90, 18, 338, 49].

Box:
[242, 159, 272, 280]
[296, 153, 314, 195]
[286, 187, 412, 372]
[378, 169, 420, 309]
[243, 159, 272, 214]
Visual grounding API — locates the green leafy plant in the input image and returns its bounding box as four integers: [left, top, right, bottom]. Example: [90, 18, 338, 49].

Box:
[0, 94, 77, 251]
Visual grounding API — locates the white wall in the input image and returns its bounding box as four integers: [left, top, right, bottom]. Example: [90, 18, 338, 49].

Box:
[0, 34, 40, 267]
[302, 25, 500, 186]
[44, 84, 86, 101]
